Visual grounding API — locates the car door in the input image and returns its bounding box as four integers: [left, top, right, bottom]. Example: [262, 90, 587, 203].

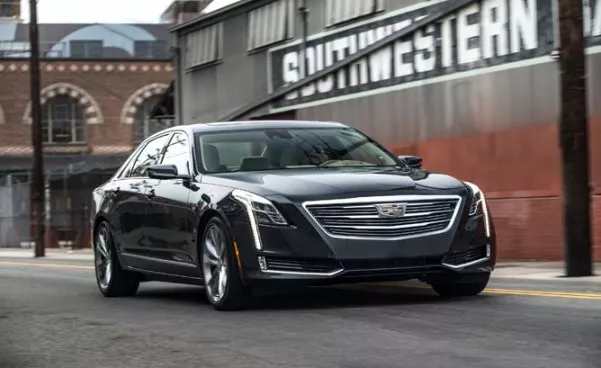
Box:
[143, 131, 198, 277]
[116, 133, 172, 270]
[104, 151, 148, 257]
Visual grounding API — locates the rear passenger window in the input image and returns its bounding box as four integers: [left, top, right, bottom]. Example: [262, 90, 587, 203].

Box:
[128, 134, 170, 177]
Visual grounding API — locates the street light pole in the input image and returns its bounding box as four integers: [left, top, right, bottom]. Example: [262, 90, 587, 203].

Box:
[28, 0, 45, 258]
[557, 0, 593, 276]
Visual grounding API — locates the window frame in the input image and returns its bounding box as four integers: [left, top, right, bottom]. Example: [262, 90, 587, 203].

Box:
[133, 40, 168, 59]
[69, 40, 104, 59]
[133, 95, 164, 144]
[0, 3, 12, 17]
[246, 0, 295, 52]
[183, 22, 223, 71]
[325, 0, 385, 28]
[41, 95, 86, 144]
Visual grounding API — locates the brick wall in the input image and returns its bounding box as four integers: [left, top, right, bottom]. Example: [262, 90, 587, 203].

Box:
[0, 60, 174, 155]
[391, 121, 601, 262]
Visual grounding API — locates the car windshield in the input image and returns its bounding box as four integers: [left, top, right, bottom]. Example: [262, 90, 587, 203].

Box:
[195, 127, 401, 173]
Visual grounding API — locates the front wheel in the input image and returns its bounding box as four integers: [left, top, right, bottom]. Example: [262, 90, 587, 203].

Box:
[201, 217, 251, 311]
[430, 272, 490, 298]
[94, 221, 139, 297]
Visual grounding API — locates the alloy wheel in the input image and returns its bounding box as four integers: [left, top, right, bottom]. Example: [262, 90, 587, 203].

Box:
[95, 225, 113, 290]
[202, 224, 229, 303]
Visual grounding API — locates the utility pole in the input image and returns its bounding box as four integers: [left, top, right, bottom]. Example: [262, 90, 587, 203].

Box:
[557, 0, 592, 276]
[29, 0, 45, 258]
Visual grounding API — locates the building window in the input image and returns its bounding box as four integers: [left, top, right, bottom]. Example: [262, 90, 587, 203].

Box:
[41, 95, 86, 144]
[134, 41, 168, 59]
[325, 0, 385, 27]
[247, 0, 295, 51]
[184, 22, 223, 69]
[0, 3, 12, 17]
[133, 96, 168, 143]
[70, 40, 103, 59]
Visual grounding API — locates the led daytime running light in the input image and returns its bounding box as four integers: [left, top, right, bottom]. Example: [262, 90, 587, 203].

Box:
[465, 182, 491, 238]
[232, 189, 288, 250]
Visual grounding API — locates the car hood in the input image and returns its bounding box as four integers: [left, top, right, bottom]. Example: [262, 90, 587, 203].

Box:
[202, 167, 467, 202]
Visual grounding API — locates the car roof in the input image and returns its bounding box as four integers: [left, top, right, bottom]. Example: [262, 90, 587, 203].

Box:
[187, 120, 349, 133]
[142, 120, 351, 143]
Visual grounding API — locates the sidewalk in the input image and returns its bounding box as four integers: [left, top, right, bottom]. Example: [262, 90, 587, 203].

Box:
[0, 248, 599, 282]
[0, 247, 94, 261]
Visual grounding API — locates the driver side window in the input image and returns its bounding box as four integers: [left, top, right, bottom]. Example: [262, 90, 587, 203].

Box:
[160, 132, 190, 176]
[128, 134, 170, 178]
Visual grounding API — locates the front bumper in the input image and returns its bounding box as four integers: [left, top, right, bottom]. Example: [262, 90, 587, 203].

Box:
[223, 189, 497, 286]
[241, 244, 494, 286]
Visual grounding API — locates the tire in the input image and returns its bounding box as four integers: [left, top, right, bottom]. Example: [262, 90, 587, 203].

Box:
[430, 272, 490, 298]
[200, 216, 251, 311]
[94, 221, 140, 297]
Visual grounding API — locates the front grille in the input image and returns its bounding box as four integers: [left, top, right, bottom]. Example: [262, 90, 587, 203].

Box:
[303, 196, 461, 239]
[341, 256, 444, 270]
[264, 257, 342, 273]
[444, 246, 489, 266]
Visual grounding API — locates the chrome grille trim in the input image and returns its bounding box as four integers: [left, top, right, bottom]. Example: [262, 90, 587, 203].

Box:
[302, 195, 463, 240]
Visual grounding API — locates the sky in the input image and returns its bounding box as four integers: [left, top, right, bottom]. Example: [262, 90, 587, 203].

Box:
[20, 0, 242, 24]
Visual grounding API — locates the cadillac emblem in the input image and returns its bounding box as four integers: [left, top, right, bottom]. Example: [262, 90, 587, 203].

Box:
[375, 203, 407, 218]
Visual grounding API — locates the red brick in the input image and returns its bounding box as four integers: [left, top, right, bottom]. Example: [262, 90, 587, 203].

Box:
[0, 60, 174, 152]
[390, 121, 601, 262]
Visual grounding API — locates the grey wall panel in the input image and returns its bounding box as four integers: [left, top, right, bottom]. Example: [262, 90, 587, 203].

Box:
[588, 53, 601, 118]
[295, 59, 574, 144]
[183, 67, 219, 123]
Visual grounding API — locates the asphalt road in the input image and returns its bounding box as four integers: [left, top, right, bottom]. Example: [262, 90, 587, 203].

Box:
[1, 258, 600, 368]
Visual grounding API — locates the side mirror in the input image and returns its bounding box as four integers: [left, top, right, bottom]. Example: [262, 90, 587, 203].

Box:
[147, 164, 180, 180]
[398, 155, 422, 169]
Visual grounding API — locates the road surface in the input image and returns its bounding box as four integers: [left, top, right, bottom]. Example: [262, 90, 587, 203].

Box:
[0, 258, 600, 368]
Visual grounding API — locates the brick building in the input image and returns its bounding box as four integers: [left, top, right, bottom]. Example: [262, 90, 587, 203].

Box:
[154, 0, 601, 261]
[0, 1, 176, 247]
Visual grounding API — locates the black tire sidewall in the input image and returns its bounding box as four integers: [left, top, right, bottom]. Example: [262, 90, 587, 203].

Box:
[200, 216, 244, 309]
[94, 221, 138, 297]
[94, 221, 115, 295]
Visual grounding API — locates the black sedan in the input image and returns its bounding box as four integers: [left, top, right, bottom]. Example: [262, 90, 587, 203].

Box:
[91, 120, 496, 310]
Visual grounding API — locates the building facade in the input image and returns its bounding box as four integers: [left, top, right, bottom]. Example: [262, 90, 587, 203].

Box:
[160, 0, 601, 261]
[0, 10, 176, 248]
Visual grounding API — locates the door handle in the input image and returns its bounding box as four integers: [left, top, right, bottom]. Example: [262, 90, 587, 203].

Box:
[145, 188, 155, 199]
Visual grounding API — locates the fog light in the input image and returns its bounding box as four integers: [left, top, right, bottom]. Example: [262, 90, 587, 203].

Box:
[258, 256, 267, 271]
[486, 244, 491, 257]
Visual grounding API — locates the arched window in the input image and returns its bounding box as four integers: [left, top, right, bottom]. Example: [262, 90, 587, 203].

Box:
[41, 95, 85, 143]
[133, 95, 164, 143]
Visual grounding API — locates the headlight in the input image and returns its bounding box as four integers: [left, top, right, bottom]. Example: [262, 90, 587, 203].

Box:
[232, 189, 288, 250]
[466, 182, 484, 216]
[464, 182, 491, 237]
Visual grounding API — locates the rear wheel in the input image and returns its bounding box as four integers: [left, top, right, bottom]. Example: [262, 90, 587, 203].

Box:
[430, 272, 490, 298]
[94, 221, 139, 297]
[201, 216, 251, 311]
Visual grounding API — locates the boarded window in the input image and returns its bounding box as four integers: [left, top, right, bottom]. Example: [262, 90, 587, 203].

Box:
[184, 22, 223, 69]
[247, 0, 295, 51]
[325, 0, 385, 27]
